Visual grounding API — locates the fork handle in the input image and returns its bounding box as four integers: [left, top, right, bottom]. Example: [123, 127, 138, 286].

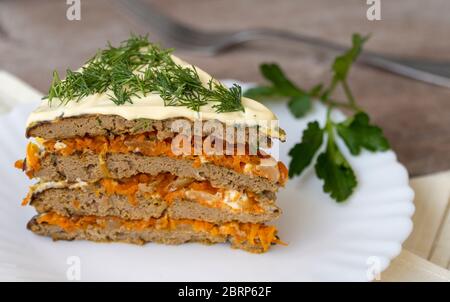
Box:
[230, 29, 450, 89]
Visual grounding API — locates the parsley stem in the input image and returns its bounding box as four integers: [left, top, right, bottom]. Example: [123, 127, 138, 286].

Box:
[322, 79, 338, 102]
[342, 80, 361, 111]
[324, 99, 357, 110]
[325, 106, 334, 132]
[325, 106, 336, 152]
[328, 79, 338, 95]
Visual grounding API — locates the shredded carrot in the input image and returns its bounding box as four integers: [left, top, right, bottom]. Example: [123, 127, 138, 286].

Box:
[41, 133, 287, 184]
[278, 161, 288, 185]
[22, 142, 41, 178]
[189, 182, 217, 195]
[101, 178, 141, 206]
[98, 173, 264, 213]
[36, 212, 281, 252]
[19, 172, 265, 213]
[14, 159, 24, 170]
[21, 192, 32, 206]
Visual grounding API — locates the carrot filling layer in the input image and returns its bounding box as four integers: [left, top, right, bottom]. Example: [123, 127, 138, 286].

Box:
[36, 212, 282, 252]
[21, 173, 269, 214]
[16, 143, 41, 178]
[100, 173, 266, 212]
[32, 133, 288, 184]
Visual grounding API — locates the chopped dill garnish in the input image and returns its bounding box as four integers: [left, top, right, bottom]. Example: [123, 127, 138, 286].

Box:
[210, 82, 244, 113]
[44, 34, 244, 113]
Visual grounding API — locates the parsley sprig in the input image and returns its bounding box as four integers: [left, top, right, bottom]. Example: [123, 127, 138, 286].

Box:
[44, 34, 244, 113]
[244, 33, 390, 202]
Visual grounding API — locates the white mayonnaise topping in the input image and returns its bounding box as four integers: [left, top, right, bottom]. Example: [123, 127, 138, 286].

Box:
[53, 141, 67, 150]
[29, 179, 88, 196]
[26, 55, 284, 140]
[222, 190, 248, 210]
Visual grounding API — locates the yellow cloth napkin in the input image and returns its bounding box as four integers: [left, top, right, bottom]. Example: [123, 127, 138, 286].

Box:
[382, 171, 450, 281]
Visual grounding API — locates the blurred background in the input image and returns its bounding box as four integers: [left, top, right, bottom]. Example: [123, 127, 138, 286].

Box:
[0, 0, 449, 176]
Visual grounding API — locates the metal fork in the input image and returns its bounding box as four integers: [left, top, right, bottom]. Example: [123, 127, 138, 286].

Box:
[117, 0, 450, 89]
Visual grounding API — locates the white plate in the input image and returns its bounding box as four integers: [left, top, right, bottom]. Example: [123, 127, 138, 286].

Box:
[0, 82, 414, 281]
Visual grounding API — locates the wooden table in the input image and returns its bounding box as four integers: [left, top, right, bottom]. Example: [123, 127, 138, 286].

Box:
[1, 0, 449, 176]
[0, 0, 449, 280]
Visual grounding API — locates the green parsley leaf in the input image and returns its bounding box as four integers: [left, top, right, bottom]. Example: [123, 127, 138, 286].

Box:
[249, 33, 391, 203]
[260, 63, 306, 96]
[288, 94, 312, 118]
[315, 135, 357, 202]
[332, 33, 369, 81]
[336, 112, 390, 155]
[288, 121, 323, 177]
[243, 86, 280, 99]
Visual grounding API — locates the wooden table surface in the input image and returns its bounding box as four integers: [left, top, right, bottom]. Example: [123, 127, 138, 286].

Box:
[1, 0, 449, 176]
[0, 0, 449, 176]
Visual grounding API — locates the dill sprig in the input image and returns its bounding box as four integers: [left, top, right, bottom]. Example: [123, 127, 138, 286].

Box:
[44, 34, 244, 112]
[210, 82, 244, 113]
